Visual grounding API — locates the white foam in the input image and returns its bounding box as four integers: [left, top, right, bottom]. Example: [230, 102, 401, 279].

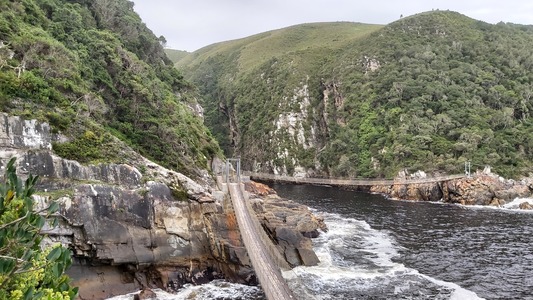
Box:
[283, 212, 484, 299]
[461, 197, 533, 213]
[106, 281, 263, 300]
[284, 213, 407, 285]
[502, 197, 533, 210]
[419, 273, 484, 300]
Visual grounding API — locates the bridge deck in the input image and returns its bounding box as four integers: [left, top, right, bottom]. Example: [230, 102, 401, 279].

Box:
[228, 183, 295, 300]
[246, 172, 465, 186]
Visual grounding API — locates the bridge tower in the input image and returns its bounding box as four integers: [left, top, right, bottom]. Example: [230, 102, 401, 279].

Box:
[225, 158, 241, 183]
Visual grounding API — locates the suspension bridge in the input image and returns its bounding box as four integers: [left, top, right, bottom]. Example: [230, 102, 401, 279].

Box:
[244, 172, 466, 187]
[219, 159, 295, 300]
[220, 159, 470, 300]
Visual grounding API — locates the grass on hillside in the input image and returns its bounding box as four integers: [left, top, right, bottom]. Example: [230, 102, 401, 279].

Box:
[176, 22, 383, 74]
[165, 49, 190, 63]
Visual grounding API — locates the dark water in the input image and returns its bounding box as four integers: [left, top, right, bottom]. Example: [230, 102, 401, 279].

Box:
[110, 183, 533, 300]
[271, 183, 533, 300]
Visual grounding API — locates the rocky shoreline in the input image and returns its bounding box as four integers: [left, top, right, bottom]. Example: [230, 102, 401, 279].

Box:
[5, 113, 532, 299]
[370, 170, 533, 208]
[0, 113, 326, 299]
[61, 178, 326, 299]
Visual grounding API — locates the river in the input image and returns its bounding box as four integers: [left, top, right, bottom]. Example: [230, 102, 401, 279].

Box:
[109, 183, 533, 300]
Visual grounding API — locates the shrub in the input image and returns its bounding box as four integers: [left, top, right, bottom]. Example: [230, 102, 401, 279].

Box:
[0, 158, 78, 300]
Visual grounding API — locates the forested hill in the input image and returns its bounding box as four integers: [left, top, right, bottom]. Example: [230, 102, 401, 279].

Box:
[0, 0, 220, 176]
[178, 11, 533, 179]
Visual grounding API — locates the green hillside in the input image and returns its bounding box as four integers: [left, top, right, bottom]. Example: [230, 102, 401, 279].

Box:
[178, 22, 383, 75]
[165, 48, 190, 63]
[0, 0, 220, 176]
[180, 11, 533, 178]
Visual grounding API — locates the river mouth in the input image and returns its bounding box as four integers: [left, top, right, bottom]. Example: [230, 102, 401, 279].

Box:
[108, 183, 533, 299]
[273, 182, 533, 300]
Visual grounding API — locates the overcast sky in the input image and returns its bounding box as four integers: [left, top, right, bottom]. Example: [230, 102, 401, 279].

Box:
[132, 0, 533, 52]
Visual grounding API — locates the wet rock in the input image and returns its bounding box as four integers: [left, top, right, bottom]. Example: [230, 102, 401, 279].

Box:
[298, 248, 320, 266]
[250, 185, 324, 267]
[519, 202, 533, 210]
[135, 288, 157, 300]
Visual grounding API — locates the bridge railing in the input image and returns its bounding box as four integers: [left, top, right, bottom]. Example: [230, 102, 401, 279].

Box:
[244, 172, 465, 186]
[227, 183, 295, 300]
[236, 182, 291, 270]
[222, 159, 291, 271]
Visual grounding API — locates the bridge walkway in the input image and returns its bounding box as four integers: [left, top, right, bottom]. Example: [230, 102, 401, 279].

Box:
[226, 182, 295, 300]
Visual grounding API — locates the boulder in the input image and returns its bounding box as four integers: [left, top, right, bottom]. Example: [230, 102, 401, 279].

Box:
[252, 191, 324, 267]
[519, 202, 533, 210]
[244, 180, 276, 196]
[135, 288, 157, 300]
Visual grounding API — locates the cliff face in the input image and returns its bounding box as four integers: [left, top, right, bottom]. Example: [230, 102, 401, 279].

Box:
[1, 113, 324, 299]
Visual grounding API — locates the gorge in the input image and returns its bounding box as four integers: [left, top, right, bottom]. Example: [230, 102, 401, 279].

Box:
[0, 112, 324, 298]
[176, 11, 533, 180]
[2, 0, 533, 299]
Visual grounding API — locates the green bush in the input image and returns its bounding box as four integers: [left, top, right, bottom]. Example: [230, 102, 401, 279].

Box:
[0, 158, 78, 300]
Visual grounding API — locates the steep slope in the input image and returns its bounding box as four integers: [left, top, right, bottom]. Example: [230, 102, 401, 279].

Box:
[0, 0, 220, 177]
[0, 1, 328, 297]
[178, 22, 382, 164]
[180, 11, 533, 178]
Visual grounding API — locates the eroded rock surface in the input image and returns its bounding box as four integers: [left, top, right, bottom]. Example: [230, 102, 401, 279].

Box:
[371, 173, 533, 207]
[0, 114, 324, 298]
[245, 181, 326, 267]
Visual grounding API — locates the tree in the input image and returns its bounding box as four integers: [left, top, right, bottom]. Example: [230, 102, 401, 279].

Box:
[158, 35, 167, 48]
[0, 158, 78, 300]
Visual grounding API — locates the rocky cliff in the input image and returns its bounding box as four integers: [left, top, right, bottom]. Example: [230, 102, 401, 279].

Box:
[0, 113, 324, 299]
[370, 171, 533, 207]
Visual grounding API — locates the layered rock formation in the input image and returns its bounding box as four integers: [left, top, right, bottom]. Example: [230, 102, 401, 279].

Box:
[0, 113, 324, 299]
[371, 171, 533, 206]
[245, 181, 326, 267]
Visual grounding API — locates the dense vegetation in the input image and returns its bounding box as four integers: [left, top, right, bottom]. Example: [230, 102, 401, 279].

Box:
[0, 159, 77, 300]
[178, 12, 533, 178]
[0, 0, 220, 176]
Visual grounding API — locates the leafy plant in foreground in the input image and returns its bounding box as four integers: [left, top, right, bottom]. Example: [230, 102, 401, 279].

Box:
[0, 158, 78, 300]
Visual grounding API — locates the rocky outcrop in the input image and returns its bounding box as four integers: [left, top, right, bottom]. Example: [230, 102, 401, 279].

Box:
[371, 173, 533, 207]
[0, 112, 52, 150]
[443, 174, 532, 206]
[245, 181, 326, 267]
[26, 158, 254, 299]
[0, 114, 324, 298]
[371, 181, 444, 202]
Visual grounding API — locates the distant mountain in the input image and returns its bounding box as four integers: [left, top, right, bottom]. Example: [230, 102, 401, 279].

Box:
[165, 49, 190, 63]
[178, 11, 533, 178]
